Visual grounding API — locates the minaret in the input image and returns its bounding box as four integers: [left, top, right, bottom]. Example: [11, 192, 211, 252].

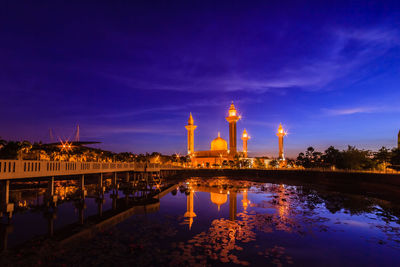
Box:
[226, 102, 240, 156]
[276, 123, 286, 160]
[184, 189, 196, 230]
[241, 129, 250, 158]
[185, 113, 197, 155]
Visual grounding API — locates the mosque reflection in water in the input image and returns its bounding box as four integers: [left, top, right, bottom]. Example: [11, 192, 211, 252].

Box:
[183, 179, 249, 229]
[175, 178, 295, 266]
[1, 177, 400, 266]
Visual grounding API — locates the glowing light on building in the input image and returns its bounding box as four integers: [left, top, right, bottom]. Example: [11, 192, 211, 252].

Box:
[226, 102, 240, 156]
[276, 123, 286, 160]
[185, 113, 197, 155]
[241, 129, 250, 158]
[186, 102, 247, 167]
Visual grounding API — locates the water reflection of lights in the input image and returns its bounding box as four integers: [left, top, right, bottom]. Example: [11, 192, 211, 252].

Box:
[7, 178, 400, 266]
[241, 190, 250, 211]
[183, 189, 196, 230]
[172, 180, 315, 265]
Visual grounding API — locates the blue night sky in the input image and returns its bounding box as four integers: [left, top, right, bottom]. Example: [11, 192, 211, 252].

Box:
[1, 1, 400, 157]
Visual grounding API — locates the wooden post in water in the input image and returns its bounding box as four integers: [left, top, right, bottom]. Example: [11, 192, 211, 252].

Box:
[98, 173, 104, 193]
[47, 176, 58, 206]
[0, 224, 13, 251]
[98, 199, 103, 217]
[48, 176, 55, 196]
[112, 172, 118, 194]
[80, 175, 86, 199]
[79, 203, 85, 225]
[97, 173, 105, 217]
[0, 180, 13, 220]
[46, 210, 57, 237]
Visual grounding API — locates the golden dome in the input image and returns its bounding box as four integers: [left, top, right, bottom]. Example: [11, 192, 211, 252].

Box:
[210, 192, 227, 211]
[210, 132, 228, 151]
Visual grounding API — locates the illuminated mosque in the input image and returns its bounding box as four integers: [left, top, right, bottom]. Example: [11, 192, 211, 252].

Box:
[185, 102, 250, 167]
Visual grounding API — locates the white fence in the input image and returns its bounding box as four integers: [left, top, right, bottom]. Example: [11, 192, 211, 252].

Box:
[0, 160, 181, 180]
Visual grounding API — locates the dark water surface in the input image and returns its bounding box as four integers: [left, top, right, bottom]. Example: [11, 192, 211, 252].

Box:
[1, 176, 400, 266]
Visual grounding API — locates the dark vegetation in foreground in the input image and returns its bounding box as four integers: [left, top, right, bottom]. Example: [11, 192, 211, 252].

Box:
[0, 138, 186, 163]
[295, 146, 400, 171]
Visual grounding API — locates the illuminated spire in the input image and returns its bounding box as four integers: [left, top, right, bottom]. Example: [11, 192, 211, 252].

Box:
[228, 101, 237, 117]
[241, 129, 250, 157]
[276, 123, 286, 160]
[226, 102, 240, 156]
[278, 123, 284, 134]
[185, 113, 197, 155]
[188, 112, 194, 125]
[242, 129, 249, 139]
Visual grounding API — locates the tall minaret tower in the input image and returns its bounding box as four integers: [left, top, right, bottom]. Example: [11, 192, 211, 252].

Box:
[241, 129, 250, 158]
[276, 123, 286, 160]
[226, 102, 240, 156]
[185, 113, 197, 155]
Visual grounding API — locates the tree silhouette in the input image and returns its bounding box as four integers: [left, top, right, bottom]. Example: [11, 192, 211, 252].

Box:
[296, 147, 322, 168]
[322, 146, 341, 168]
[375, 146, 391, 164]
[336, 146, 376, 170]
[390, 148, 400, 169]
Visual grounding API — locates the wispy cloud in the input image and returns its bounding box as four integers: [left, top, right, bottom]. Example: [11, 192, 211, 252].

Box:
[323, 104, 400, 116]
[97, 26, 399, 94]
[90, 97, 259, 119]
[323, 107, 377, 116]
[227, 27, 400, 92]
[85, 125, 183, 136]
